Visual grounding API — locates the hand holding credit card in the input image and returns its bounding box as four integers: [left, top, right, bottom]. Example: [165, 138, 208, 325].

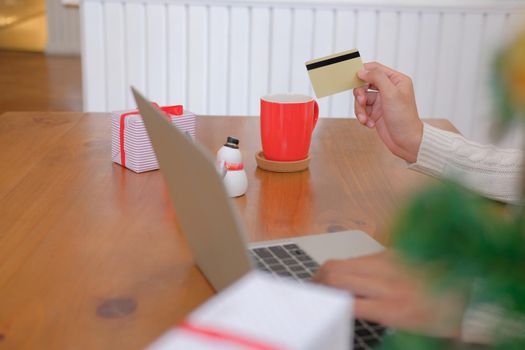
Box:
[305, 49, 366, 98]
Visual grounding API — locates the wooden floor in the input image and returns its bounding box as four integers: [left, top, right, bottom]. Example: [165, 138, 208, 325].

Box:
[0, 51, 82, 114]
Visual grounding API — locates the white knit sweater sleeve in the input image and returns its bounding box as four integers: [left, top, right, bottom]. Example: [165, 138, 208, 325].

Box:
[408, 123, 523, 204]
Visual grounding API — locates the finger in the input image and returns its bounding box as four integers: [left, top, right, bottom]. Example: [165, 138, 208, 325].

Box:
[356, 298, 459, 336]
[354, 88, 379, 106]
[357, 69, 396, 97]
[356, 114, 368, 125]
[365, 91, 379, 106]
[353, 97, 369, 125]
[318, 253, 400, 280]
[317, 272, 390, 298]
[314, 256, 372, 282]
[364, 62, 406, 86]
[363, 62, 398, 76]
[353, 87, 368, 105]
[356, 92, 379, 127]
[354, 298, 393, 325]
[357, 95, 366, 106]
[366, 84, 380, 92]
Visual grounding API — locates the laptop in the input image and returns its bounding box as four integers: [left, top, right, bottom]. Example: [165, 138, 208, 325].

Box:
[132, 88, 386, 350]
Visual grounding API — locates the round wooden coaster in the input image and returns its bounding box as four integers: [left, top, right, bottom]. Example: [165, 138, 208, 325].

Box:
[255, 151, 310, 173]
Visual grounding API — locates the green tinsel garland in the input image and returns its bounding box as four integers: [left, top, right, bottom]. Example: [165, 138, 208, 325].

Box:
[378, 32, 525, 349]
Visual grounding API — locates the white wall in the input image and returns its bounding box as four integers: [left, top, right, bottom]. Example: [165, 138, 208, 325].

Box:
[81, 0, 525, 144]
[45, 0, 81, 55]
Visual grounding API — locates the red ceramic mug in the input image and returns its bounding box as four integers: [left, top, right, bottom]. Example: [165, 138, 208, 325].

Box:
[260, 94, 319, 161]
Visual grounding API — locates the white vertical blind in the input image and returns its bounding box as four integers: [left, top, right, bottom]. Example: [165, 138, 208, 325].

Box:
[248, 7, 271, 115]
[125, 2, 147, 108]
[290, 8, 314, 96]
[313, 9, 336, 116]
[270, 8, 293, 95]
[375, 11, 399, 68]
[46, 0, 81, 54]
[454, 13, 484, 134]
[81, 0, 525, 144]
[229, 7, 251, 115]
[81, 1, 106, 110]
[414, 12, 440, 118]
[396, 11, 419, 79]
[187, 5, 208, 113]
[167, 4, 187, 108]
[331, 9, 356, 117]
[433, 13, 462, 121]
[104, 2, 126, 111]
[146, 4, 168, 105]
[208, 6, 229, 115]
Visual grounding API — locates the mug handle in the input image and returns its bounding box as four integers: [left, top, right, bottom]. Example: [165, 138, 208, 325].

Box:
[312, 100, 319, 129]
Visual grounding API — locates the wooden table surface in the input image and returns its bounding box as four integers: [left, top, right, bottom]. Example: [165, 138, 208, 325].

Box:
[0, 112, 455, 349]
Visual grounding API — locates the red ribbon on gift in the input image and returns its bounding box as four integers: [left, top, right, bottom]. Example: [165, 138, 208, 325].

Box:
[178, 321, 286, 350]
[119, 103, 183, 167]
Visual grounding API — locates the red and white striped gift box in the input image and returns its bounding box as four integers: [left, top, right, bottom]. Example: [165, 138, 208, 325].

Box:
[111, 105, 196, 173]
[147, 272, 352, 350]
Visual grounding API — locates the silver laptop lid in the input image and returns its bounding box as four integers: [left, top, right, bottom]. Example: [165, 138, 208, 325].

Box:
[132, 88, 253, 291]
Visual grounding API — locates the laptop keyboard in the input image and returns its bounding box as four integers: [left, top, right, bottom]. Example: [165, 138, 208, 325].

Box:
[251, 243, 318, 279]
[249, 243, 386, 350]
[353, 319, 386, 350]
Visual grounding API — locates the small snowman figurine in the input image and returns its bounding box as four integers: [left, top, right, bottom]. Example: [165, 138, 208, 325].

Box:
[216, 136, 248, 197]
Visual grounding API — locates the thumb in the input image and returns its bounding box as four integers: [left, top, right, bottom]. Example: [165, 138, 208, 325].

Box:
[358, 68, 396, 97]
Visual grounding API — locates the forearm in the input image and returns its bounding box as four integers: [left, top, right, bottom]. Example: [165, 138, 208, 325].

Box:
[408, 123, 523, 204]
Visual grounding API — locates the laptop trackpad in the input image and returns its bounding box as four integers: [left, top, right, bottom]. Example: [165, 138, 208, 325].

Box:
[249, 230, 384, 266]
[289, 230, 384, 265]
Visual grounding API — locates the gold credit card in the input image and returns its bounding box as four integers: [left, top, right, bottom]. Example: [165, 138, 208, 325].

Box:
[305, 49, 366, 98]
